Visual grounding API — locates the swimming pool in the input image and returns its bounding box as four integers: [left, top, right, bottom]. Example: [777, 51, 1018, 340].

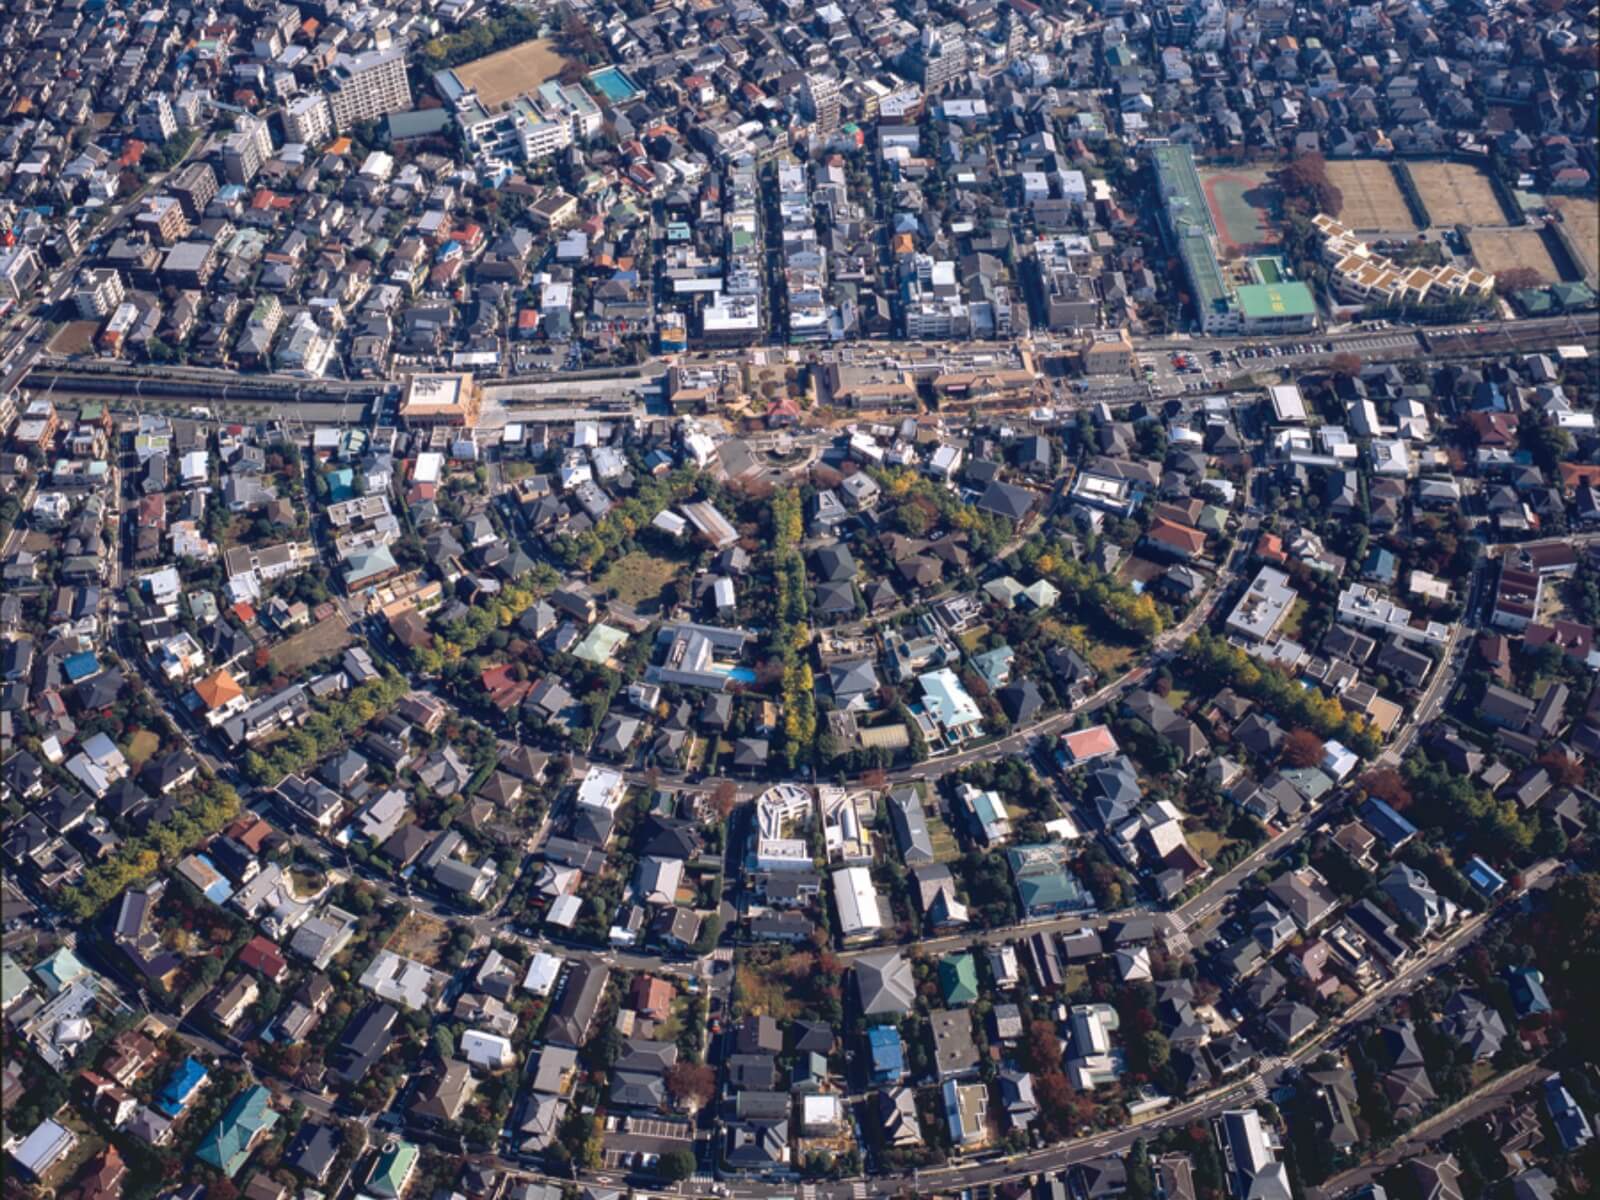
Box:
[726, 667, 757, 684]
[589, 66, 641, 103]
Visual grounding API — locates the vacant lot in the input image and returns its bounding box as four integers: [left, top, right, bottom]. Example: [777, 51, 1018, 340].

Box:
[1200, 165, 1283, 251]
[123, 728, 162, 768]
[1327, 160, 1416, 233]
[598, 550, 683, 611]
[452, 38, 570, 108]
[267, 616, 352, 677]
[1550, 194, 1600, 281]
[1469, 228, 1563, 284]
[1408, 161, 1508, 227]
[386, 911, 452, 966]
[49, 320, 100, 356]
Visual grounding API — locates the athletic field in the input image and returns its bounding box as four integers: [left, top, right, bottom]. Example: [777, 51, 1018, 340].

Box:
[1408, 161, 1508, 227]
[1199, 166, 1282, 252]
[452, 38, 570, 108]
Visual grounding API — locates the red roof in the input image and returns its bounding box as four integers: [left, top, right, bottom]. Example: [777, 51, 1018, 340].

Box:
[238, 936, 287, 980]
[1147, 516, 1207, 556]
[1063, 724, 1119, 762]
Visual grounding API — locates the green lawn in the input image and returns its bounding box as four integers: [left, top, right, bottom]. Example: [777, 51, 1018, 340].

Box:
[123, 728, 162, 767]
[1189, 827, 1238, 864]
[598, 551, 683, 609]
[926, 811, 961, 862]
[1086, 640, 1137, 676]
[1280, 597, 1309, 640]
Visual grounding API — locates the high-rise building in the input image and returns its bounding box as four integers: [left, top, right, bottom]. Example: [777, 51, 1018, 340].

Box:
[802, 73, 841, 134]
[137, 94, 177, 142]
[285, 93, 334, 147]
[916, 25, 968, 94]
[327, 48, 412, 132]
[169, 162, 219, 220]
[74, 268, 125, 319]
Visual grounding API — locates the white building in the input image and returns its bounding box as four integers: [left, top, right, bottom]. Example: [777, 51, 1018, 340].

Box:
[832, 865, 886, 943]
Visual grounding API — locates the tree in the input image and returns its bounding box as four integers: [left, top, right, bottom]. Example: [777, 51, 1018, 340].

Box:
[665, 1061, 716, 1109]
[1360, 767, 1413, 811]
[1494, 266, 1545, 295]
[1278, 153, 1344, 216]
[432, 1028, 456, 1061]
[1329, 352, 1362, 379]
[1282, 728, 1325, 769]
[710, 780, 738, 821]
[659, 1148, 696, 1182]
[1536, 750, 1584, 788]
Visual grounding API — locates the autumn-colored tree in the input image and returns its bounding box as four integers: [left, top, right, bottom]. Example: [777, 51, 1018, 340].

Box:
[1282, 728, 1326, 769]
[665, 1061, 717, 1108]
[1537, 750, 1584, 788]
[1495, 266, 1546, 295]
[1329, 351, 1363, 379]
[710, 779, 738, 820]
[1279, 152, 1344, 216]
[1360, 767, 1413, 811]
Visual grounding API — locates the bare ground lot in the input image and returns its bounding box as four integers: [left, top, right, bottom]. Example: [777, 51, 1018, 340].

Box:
[1468, 228, 1563, 284]
[49, 320, 101, 356]
[1408, 161, 1508, 227]
[1327, 160, 1416, 233]
[451, 38, 572, 108]
[267, 616, 354, 678]
[385, 911, 452, 966]
[1550, 195, 1600, 281]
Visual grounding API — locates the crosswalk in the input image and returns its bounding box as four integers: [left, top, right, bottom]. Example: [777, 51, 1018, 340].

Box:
[1246, 1075, 1270, 1101]
[851, 1183, 869, 1199]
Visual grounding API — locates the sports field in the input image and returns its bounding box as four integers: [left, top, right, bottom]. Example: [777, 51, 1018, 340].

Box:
[1408, 161, 1508, 227]
[451, 38, 570, 108]
[1468, 228, 1562, 284]
[1200, 166, 1283, 252]
[1326, 160, 1416, 233]
[1550, 195, 1599, 281]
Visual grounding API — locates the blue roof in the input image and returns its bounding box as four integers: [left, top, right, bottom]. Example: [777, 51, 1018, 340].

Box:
[1360, 798, 1417, 847]
[156, 1057, 209, 1117]
[1505, 966, 1551, 1016]
[867, 1025, 904, 1075]
[63, 651, 100, 681]
[1464, 856, 1506, 895]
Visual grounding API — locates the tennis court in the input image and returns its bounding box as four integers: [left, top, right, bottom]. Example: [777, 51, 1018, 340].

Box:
[1408, 161, 1509, 228]
[1200, 166, 1283, 252]
[1326, 160, 1417, 233]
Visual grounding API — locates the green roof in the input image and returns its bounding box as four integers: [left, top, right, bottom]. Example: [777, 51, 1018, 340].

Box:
[573, 623, 628, 665]
[387, 108, 453, 139]
[33, 946, 87, 995]
[1149, 144, 1216, 238]
[196, 1085, 278, 1177]
[1, 954, 30, 1008]
[938, 954, 979, 1005]
[1235, 281, 1317, 319]
[368, 1140, 420, 1198]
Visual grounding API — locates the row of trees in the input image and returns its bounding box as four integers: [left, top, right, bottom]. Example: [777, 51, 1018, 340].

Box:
[769, 489, 817, 770]
[1182, 633, 1382, 757]
[550, 469, 701, 571]
[62, 777, 242, 918]
[242, 669, 410, 786]
[1022, 541, 1166, 642]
